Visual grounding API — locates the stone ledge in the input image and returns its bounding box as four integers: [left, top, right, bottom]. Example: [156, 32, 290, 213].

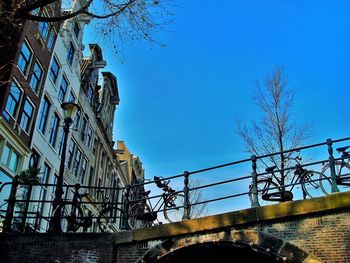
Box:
[114, 191, 350, 244]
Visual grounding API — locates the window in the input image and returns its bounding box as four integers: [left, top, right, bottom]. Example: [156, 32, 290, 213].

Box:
[0, 170, 12, 210]
[73, 148, 82, 177]
[69, 90, 76, 102]
[86, 127, 93, 148]
[38, 97, 50, 134]
[92, 137, 98, 156]
[3, 81, 22, 120]
[39, 21, 49, 40]
[40, 163, 50, 184]
[47, 30, 55, 51]
[58, 131, 64, 156]
[17, 40, 32, 75]
[74, 109, 81, 128]
[30, 61, 43, 92]
[80, 157, 88, 184]
[58, 76, 68, 102]
[67, 42, 75, 65]
[67, 139, 76, 168]
[1, 144, 20, 173]
[31, 8, 40, 15]
[20, 99, 34, 133]
[88, 166, 94, 186]
[49, 113, 59, 146]
[29, 150, 40, 169]
[73, 22, 80, 38]
[80, 116, 87, 141]
[87, 86, 93, 105]
[49, 56, 60, 84]
[100, 152, 105, 168]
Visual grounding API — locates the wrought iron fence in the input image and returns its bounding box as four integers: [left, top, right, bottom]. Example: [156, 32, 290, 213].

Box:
[0, 137, 349, 233]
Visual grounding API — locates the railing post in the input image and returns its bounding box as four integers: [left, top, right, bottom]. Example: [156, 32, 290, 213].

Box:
[182, 171, 190, 220]
[122, 185, 130, 230]
[250, 155, 260, 207]
[327, 138, 340, 193]
[3, 176, 19, 232]
[67, 184, 80, 232]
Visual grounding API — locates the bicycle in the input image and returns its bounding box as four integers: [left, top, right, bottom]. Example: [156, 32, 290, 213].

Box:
[321, 145, 350, 192]
[52, 184, 123, 233]
[127, 176, 185, 230]
[249, 152, 332, 206]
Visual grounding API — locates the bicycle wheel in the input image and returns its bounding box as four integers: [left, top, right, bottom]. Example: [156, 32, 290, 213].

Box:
[54, 203, 83, 232]
[163, 194, 185, 222]
[128, 202, 152, 230]
[301, 171, 331, 198]
[97, 207, 123, 233]
[321, 161, 350, 192]
[249, 179, 281, 207]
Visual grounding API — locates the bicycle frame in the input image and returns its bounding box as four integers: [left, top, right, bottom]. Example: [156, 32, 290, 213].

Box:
[139, 192, 171, 215]
[258, 154, 312, 202]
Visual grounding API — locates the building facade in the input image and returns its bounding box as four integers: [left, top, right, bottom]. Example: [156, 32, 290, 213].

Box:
[0, 2, 61, 230]
[27, 1, 92, 231]
[0, 0, 144, 233]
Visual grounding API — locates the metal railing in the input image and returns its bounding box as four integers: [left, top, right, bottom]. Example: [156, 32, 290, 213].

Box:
[0, 137, 349, 233]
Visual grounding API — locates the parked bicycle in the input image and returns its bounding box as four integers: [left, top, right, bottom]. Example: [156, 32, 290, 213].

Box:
[249, 152, 332, 206]
[127, 176, 185, 230]
[321, 145, 350, 192]
[53, 184, 123, 233]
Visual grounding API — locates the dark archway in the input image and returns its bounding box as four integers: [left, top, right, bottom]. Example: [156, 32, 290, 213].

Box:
[156, 241, 282, 263]
[137, 230, 320, 263]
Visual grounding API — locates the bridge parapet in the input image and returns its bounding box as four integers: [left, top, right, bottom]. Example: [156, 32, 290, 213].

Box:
[116, 191, 350, 263]
[0, 191, 349, 262]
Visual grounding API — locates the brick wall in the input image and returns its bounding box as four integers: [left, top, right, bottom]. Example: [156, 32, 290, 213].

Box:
[116, 243, 149, 263]
[257, 210, 350, 263]
[0, 233, 116, 263]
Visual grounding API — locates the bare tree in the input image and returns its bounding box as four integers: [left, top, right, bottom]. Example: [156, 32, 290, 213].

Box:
[237, 67, 310, 187]
[1, 0, 173, 44]
[189, 179, 207, 218]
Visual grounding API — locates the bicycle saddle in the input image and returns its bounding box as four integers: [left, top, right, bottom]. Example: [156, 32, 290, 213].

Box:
[336, 146, 349, 153]
[265, 166, 277, 173]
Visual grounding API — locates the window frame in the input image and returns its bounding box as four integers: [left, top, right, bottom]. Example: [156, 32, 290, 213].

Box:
[1, 144, 20, 173]
[67, 138, 76, 168]
[29, 60, 43, 93]
[67, 42, 75, 65]
[19, 98, 35, 134]
[17, 39, 33, 77]
[37, 96, 51, 134]
[48, 112, 60, 147]
[39, 21, 50, 40]
[80, 116, 87, 141]
[79, 157, 88, 184]
[73, 148, 82, 177]
[73, 21, 80, 38]
[49, 56, 60, 84]
[58, 75, 69, 102]
[86, 126, 93, 148]
[47, 30, 56, 51]
[3, 80, 22, 121]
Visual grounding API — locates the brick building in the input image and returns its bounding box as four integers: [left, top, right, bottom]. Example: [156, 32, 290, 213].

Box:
[0, 1, 60, 227]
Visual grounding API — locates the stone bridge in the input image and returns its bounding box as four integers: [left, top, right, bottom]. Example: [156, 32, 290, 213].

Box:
[1, 191, 349, 263]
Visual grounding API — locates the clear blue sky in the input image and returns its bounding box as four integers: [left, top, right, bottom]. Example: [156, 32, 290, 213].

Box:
[85, 1, 350, 213]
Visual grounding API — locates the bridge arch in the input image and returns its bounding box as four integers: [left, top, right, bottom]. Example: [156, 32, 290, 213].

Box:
[137, 230, 320, 263]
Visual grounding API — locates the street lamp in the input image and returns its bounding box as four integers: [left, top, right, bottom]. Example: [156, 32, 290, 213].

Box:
[48, 102, 79, 233]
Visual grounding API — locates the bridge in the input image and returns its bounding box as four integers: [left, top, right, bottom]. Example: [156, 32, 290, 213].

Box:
[1, 137, 350, 262]
[1, 191, 349, 262]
